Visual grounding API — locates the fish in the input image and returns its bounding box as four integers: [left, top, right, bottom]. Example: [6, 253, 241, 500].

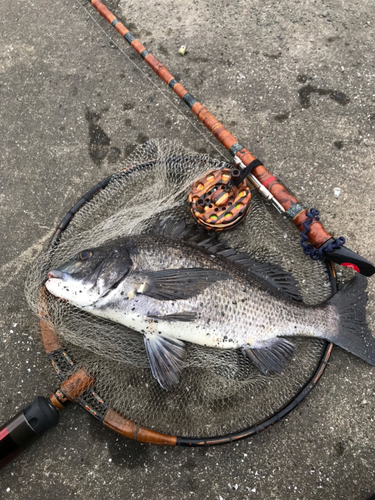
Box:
[45, 218, 375, 390]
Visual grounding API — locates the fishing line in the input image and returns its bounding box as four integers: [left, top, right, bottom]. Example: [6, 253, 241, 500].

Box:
[73, 0, 229, 162]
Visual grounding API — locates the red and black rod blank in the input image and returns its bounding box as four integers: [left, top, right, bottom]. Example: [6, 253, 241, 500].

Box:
[90, 0, 374, 276]
[0, 397, 59, 469]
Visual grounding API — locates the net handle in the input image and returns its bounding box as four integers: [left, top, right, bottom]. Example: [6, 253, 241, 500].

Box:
[33, 162, 334, 447]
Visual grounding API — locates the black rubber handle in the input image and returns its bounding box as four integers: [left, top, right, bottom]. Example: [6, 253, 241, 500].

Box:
[321, 239, 375, 277]
[0, 397, 59, 469]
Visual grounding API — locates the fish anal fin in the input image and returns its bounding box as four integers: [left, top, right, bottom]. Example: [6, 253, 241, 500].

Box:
[242, 338, 295, 375]
[144, 334, 186, 390]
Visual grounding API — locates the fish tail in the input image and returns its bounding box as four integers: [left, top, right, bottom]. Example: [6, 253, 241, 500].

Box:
[326, 273, 375, 365]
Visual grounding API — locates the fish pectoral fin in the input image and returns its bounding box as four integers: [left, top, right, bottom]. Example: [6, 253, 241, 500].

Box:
[142, 268, 229, 300]
[147, 312, 197, 322]
[241, 338, 295, 375]
[144, 334, 186, 390]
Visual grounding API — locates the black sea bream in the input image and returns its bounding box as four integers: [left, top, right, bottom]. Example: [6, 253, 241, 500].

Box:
[45, 219, 375, 389]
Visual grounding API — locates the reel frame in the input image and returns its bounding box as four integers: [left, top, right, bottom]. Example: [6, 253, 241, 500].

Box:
[188, 167, 251, 231]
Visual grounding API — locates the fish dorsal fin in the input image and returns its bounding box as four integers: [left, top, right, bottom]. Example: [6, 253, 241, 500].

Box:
[144, 334, 186, 390]
[152, 218, 302, 302]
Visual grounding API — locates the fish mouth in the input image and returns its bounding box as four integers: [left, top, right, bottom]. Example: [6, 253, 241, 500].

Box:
[45, 276, 63, 297]
[45, 270, 98, 307]
[45, 269, 69, 298]
[47, 270, 65, 280]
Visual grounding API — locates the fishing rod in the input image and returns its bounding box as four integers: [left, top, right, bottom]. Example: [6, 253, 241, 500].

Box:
[87, 0, 374, 276]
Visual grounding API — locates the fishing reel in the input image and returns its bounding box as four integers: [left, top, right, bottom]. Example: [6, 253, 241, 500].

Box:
[188, 167, 251, 231]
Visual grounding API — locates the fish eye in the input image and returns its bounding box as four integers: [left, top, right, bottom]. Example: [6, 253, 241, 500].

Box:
[78, 251, 93, 261]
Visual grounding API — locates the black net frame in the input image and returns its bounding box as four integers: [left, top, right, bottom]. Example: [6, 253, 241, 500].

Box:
[38, 157, 335, 446]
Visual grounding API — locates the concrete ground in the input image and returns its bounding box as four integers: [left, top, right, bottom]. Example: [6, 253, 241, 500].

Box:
[1, 0, 374, 498]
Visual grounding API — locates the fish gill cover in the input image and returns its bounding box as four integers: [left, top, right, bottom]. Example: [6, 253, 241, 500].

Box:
[25, 139, 352, 438]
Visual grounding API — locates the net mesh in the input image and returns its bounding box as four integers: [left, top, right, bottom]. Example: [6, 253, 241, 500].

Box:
[26, 139, 336, 438]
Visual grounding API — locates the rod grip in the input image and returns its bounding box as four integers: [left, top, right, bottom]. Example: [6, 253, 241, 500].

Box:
[321, 240, 375, 277]
[0, 397, 59, 469]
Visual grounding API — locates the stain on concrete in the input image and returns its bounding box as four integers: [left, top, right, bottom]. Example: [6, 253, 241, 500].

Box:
[298, 84, 350, 108]
[297, 74, 308, 83]
[123, 102, 135, 111]
[108, 439, 150, 468]
[275, 111, 290, 122]
[263, 52, 282, 59]
[158, 44, 169, 57]
[85, 108, 121, 165]
[123, 144, 136, 157]
[137, 132, 150, 144]
[333, 140, 344, 149]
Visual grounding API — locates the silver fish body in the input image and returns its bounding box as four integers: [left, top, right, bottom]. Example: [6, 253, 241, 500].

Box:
[45, 220, 374, 389]
[86, 236, 335, 348]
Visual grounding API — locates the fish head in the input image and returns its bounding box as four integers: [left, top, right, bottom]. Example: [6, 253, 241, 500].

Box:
[45, 242, 133, 307]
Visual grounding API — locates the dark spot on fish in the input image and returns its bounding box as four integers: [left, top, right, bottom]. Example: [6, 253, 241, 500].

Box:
[223, 336, 228, 341]
[232, 301, 237, 305]
[131, 307, 135, 311]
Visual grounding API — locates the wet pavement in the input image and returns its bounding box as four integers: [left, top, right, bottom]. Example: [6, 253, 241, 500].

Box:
[0, 0, 374, 498]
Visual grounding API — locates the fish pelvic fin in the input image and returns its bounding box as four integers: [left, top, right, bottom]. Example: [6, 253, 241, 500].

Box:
[241, 338, 295, 375]
[326, 274, 375, 365]
[144, 334, 186, 390]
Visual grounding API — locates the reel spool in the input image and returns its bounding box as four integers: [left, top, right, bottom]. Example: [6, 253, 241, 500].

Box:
[188, 167, 251, 231]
